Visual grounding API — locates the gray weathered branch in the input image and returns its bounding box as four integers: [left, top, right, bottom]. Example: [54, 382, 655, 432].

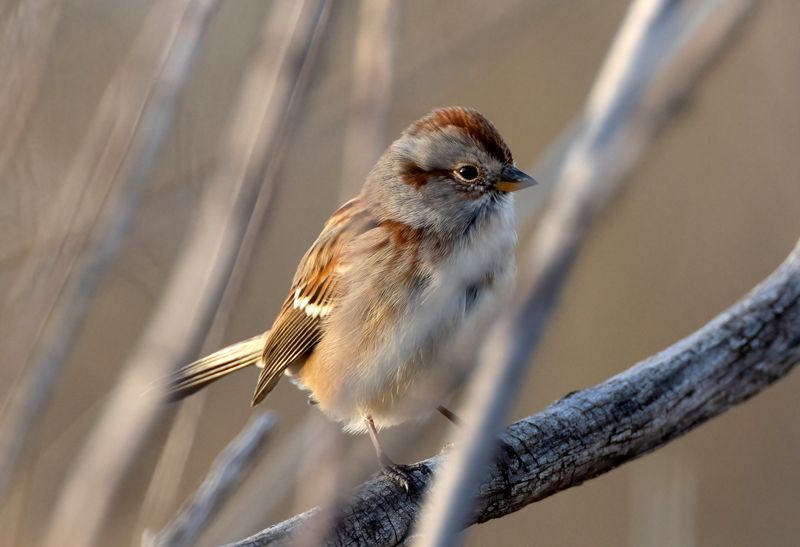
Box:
[229, 238, 800, 546]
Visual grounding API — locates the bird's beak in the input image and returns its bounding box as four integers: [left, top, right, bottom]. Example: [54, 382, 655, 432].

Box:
[495, 165, 537, 192]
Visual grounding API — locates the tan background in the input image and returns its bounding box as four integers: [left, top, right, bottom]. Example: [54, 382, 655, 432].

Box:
[1, 1, 799, 546]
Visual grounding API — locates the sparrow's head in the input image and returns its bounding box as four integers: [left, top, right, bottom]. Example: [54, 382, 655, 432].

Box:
[368, 107, 536, 235]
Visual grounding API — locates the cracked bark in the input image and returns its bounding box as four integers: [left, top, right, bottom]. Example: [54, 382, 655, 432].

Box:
[228, 239, 800, 546]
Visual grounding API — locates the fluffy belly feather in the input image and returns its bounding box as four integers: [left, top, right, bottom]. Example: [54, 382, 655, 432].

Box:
[296, 235, 515, 433]
[296, 279, 504, 432]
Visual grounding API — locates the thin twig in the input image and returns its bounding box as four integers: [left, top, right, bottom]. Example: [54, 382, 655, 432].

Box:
[145, 412, 277, 547]
[133, 394, 207, 546]
[41, 2, 330, 546]
[200, 412, 330, 545]
[0, 0, 219, 503]
[414, 1, 755, 545]
[338, 0, 398, 200]
[228, 236, 800, 546]
[0, 0, 62, 174]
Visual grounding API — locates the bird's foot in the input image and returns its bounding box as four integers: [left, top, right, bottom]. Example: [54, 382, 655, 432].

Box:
[380, 462, 429, 493]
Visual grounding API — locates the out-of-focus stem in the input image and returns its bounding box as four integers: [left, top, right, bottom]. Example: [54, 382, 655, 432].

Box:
[0, 0, 218, 504]
[40, 2, 330, 546]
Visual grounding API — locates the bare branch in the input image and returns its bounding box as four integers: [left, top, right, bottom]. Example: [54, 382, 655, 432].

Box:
[228, 237, 800, 546]
[415, 1, 756, 545]
[145, 413, 276, 547]
[338, 0, 398, 199]
[134, 394, 208, 545]
[0, 0, 62, 174]
[199, 410, 329, 545]
[0, 0, 218, 502]
[41, 2, 331, 546]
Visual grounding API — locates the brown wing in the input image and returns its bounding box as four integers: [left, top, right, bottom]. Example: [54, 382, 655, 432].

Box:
[251, 198, 369, 405]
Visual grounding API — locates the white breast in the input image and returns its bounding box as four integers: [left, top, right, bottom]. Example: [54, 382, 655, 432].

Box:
[328, 201, 517, 431]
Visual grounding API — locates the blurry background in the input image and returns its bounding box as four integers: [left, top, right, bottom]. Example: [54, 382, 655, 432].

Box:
[1, 1, 799, 546]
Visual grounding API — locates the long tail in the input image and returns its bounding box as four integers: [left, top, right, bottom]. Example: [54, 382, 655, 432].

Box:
[167, 334, 265, 400]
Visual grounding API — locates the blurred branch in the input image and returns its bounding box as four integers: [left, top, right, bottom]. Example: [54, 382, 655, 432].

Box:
[0, 0, 218, 502]
[41, 2, 332, 547]
[200, 410, 328, 545]
[134, 0, 318, 526]
[416, 1, 756, 545]
[229, 237, 800, 546]
[0, 0, 62, 174]
[134, 394, 207, 546]
[338, 0, 397, 199]
[145, 412, 276, 547]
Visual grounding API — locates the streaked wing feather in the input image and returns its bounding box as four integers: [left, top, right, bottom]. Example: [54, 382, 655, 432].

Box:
[253, 286, 331, 405]
[252, 198, 367, 405]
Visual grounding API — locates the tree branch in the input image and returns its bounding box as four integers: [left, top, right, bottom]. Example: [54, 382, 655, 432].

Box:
[228, 238, 800, 546]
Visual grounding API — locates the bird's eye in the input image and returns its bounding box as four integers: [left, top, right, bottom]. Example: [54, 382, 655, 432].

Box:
[456, 165, 479, 181]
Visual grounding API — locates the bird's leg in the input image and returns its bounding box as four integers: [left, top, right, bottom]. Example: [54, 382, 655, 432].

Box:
[365, 415, 395, 467]
[437, 405, 461, 426]
[365, 416, 420, 492]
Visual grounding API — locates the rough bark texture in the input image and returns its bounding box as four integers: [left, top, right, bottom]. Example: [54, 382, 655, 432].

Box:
[229, 241, 800, 546]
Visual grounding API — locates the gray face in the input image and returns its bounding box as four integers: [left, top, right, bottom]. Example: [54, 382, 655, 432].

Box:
[366, 127, 512, 238]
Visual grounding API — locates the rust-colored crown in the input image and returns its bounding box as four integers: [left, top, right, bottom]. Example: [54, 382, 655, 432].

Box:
[406, 107, 513, 164]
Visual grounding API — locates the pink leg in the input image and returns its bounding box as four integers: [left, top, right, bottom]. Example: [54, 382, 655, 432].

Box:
[365, 416, 396, 467]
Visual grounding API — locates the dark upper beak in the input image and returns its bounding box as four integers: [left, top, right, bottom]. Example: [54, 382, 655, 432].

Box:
[495, 165, 537, 192]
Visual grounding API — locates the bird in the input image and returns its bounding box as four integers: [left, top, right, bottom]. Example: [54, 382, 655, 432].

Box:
[168, 106, 536, 487]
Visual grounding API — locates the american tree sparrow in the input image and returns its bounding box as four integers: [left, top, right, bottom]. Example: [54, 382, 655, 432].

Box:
[169, 107, 536, 485]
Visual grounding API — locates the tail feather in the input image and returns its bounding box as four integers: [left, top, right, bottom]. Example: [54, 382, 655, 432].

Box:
[167, 334, 265, 401]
